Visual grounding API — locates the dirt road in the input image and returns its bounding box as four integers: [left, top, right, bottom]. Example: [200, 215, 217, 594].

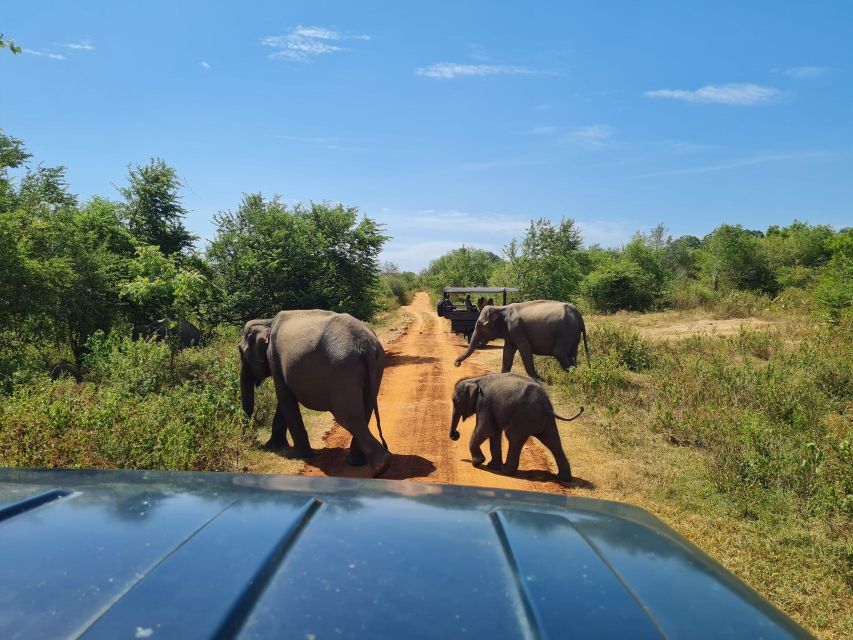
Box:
[298, 292, 571, 494]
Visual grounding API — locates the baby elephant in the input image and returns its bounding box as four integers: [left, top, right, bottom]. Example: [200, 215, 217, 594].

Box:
[449, 373, 582, 482]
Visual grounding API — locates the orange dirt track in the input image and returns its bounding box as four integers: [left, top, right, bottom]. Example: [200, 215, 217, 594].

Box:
[299, 292, 571, 495]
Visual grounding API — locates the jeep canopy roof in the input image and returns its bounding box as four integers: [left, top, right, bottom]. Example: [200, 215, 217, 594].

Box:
[0, 469, 808, 639]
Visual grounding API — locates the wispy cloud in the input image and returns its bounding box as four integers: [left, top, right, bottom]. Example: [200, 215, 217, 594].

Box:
[640, 150, 846, 177]
[63, 38, 94, 51]
[275, 134, 365, 152]
[645, 83, 780, 105]
[565, 124, 614, 147]
[528, 126, 557, 134]
[200, 61, 211, 69]
[261, 25, 369, 62]
[23, 48, 66, 61]
[415, 63, 553, 80]
[782, 66, 830, 79]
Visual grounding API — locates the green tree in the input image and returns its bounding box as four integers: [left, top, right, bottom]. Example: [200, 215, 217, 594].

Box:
[584, 260, 654, 312]
[0, 163, 135, 363]
[702, 224, 777, 293]
[814, 229, 853, 323]
[495, 218, 586, 301]
[420, 246, 502, 297]
[0, 132, 30, 212]
[207, 194, 387, 322]
[119, 158, 196, 256]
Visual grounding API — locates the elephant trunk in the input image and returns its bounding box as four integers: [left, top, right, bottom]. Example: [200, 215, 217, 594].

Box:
[454, 327, 481, 367]
[240, 363, 255, 418]
[449, 408, 461, 441]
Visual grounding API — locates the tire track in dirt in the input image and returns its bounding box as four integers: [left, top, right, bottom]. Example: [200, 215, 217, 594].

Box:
[299, 292, 571, 494]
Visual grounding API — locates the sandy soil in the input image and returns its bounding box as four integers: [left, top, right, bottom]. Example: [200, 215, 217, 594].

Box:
[296, 292, 574, 494]
[589, 310, 774, 341]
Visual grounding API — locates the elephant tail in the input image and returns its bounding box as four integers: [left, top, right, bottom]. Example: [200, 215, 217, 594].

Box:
[580, 316, 590, 361]
[362, 347, 389, 451]
[552, 406, 584, 422]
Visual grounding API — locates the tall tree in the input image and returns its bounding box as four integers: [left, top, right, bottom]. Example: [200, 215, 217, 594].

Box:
[421, 246, 502, 296]
[119, 158, 196, 256]
[0, 132, 30, 213]
[494, 218, 586, 301]
[207, 194, 387, 322]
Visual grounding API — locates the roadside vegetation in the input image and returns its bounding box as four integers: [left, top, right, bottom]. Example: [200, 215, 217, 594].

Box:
[538, 318, 851, 639]
[1, 129, 850, 637]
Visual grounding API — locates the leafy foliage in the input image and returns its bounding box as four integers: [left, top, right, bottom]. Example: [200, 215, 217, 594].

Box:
[119, 158, 196, 256]
[420, 246, 502, 297]
[206, 194, 387, 322]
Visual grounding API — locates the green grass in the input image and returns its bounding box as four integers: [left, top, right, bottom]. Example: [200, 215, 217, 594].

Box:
[540, 317, 852, 639]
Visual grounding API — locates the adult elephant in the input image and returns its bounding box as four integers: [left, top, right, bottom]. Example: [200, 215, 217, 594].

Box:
[132, 320, 201, 348]
[239, 311, 390, 477]
[454, 300, 588, 381]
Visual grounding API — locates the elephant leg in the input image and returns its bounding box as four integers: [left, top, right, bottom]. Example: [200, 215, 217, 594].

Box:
[468, 411, 495, 467]
[534, 426, 573, 482]
[334, 393, 390, 477]
[268, 405, 291, 449]
[554, 350, 574, 371]
[487, 433, 503, 470]
[502, 431, 528, 477]
[507, 327, 539, 380]
[345, 436, 367, 466]
[501, 343, 517, 373]
[272, 379, 315, 457]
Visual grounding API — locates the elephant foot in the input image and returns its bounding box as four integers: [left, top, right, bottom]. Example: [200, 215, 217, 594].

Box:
[486, 459, 502, 471]
[370, 448, 391, 478]
[556, 471, 573, 483]
[264, 437, 291, 450]
[288, 447, 318, 459]
[345, 447, 367, 467]
[471, 453, 486, 467]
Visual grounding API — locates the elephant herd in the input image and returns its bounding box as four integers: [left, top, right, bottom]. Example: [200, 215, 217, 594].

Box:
[241, 299, 588, 483]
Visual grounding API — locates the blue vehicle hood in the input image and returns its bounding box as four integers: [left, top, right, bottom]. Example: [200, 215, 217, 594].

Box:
[0, 469, 809, 639]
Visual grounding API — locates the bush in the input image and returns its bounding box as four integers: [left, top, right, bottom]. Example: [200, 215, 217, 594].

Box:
[667, 278, 716, 310]
[0, 330, 254, 472]
[585, 260, 657, 312]
[710, 290, 771, 318]
[589, 324, 653, 371]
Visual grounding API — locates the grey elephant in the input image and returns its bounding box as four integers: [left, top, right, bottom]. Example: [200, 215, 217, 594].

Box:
[239, 310, 391, 477]
[132, 320, 201, 348]
[454, 300, 588, 380]
[449, 373, 582, 482]
[50, 360, 82, 383]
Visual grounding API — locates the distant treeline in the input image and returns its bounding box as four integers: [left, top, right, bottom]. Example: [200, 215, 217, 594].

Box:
[0, 131, 417, 390]
[421, 218, 851, 321]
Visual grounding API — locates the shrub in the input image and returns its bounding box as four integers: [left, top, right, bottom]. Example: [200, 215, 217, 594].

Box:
[585, 260, 657, 312]
[589, 324, 653, 371]
[710, 290, 771, 318]
[0, 330, 255, 472]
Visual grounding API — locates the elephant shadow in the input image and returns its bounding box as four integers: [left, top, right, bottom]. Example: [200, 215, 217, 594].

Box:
[384, 353, 439, 367]
[301, 446, 437, 481]
[462, 459, 595, 489]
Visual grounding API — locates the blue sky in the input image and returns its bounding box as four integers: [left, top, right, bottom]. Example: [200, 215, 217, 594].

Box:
[3, 1, 852, 271]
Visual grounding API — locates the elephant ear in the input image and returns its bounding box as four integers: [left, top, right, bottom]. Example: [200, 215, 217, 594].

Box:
[463, 380, 482, 414]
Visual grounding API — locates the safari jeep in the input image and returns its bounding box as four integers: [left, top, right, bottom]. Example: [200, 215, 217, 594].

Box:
[436, 287, 520, 342]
